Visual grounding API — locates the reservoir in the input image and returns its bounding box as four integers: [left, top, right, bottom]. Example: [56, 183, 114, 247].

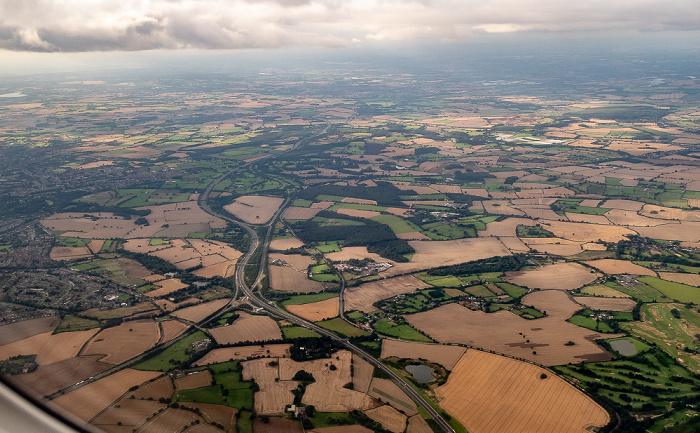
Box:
[609, 339, 637, 356]
[405, 364, 435, 383]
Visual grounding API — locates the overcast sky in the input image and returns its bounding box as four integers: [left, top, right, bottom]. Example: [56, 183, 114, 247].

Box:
[1, 0, 699, 53]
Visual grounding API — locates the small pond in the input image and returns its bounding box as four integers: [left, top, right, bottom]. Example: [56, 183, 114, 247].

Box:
[405, 364, 435, 384]
[609, 339, 637, 356]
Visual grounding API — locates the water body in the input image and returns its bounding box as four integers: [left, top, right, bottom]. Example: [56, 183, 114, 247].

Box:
[610, 339, 637, 356]
[406, 364, 435, 383]
[0, 92, 26, 98]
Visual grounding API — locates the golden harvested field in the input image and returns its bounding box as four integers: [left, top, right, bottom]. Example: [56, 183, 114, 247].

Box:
[181, 403, 237, 431]
[602, 199, 645, 211]
[308, 427, 372, 433]
[185, 424, 230, 433]
[155, 298, 201, 313]
[380, 340, 466, 370]
[481, 201, 525, 216]
[269, 237, 305, 250]
[579, 284, 631, 298]
[124, 238, 241, 272]
[386, 238, 512, 276]
[436, 349, 609, 433]
[368, 378, 417, 416]
[407, 415, 433, 433]
[539, 219, 636, 242]
[209, 312, 282, 345]
[159, 319, 189, 344]
[522, 237, 583, 256]
[146, 278, 189, 298]
[583, 259, 656, 276]
[0, 316, 59, 345]
[87, 239, 105, 254]
[336, 208, 381, 218]
[564, 212, 611, 225]
[279, 350, 376, 412]
[171, 299, 229, 323]
[345, 275, 430, 313]
[364, 405, 407, 433]
[135, 408, 199, 433]
[0, 328, 99, 365]
[49, 246, 93, 261]
[269, 253, 324, 293]
[480, 217, 534, 237]
[193, 344, 291, 366]
[128, 375, 174, 400]
[636, 221, 700, 242]
[499, 236, 530, 252]
[224, 195, 284, 224]
[285, 297, 339, 321]
[92, 397, 164, 431]
[640, 204, 700, 221]
[504, 262, 597, 291]
[175, 371, 213, 391]
[326, 247, 389, 263]
[192, 259, 238, 278]
[342, 197, 378, 205]
[515, 205, 563, 220]
[254, 417, 302, 433]
[82, 320, 160, 365]
[396, 231, 431, 240]
[41, 212, 157, 239]
[52, 369, 161, 422]
[659, 272, 700, 287]
[352, 353, 374, 394]
[10, 355, 111, 397]
[282, 206, 321, 220]
[605, 209, 667, 226]
[406, 299, 614, 366]
[574, 296, 637, 312]
[138, 199, 227, 233]
[242, 358, 298, 415]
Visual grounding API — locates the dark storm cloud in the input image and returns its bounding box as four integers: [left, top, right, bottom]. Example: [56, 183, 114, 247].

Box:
[0, 0, 698, 52]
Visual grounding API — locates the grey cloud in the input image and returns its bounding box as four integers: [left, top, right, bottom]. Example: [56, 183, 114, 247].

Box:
[0, 0, 698, 52]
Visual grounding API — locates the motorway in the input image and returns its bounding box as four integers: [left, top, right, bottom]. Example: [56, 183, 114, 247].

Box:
[197, 134, 456, 433]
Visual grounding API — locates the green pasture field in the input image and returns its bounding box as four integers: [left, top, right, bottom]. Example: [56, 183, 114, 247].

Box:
[293, 199, 313, 207]
[373, 319, 433, 342]
[604, 280, 669, 303]
[370, 214, 420, 234]
[636, 276, 700, 304]
[54, 314, 101, 333]
[281, 293, 337, 306]
[495, 282, 528, 298]
[79, 302, 157, 320]
[148, 238, 170, 246]
[315, 318, 369, 337]
[134, 331, 207, 371]
[56, 237, 91, 247]
[463, 284, 496, 298]
[314, 241, 341, 252]
[568, 313, 615, 333]
[282, 326, 321, 339]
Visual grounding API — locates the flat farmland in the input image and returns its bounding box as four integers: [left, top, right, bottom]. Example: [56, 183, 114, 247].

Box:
[278, 350, 376, 412]
[308, 427, 372, 433]
[224, 195, 284, 224]
[193, 344, 291, 366]
[605, 209, 668, 227]
[380, 340, 466, 370]
[0, 328, 99, 365]
[368, 378, 417, 416]
[352, 353, 374, 393]
[146, 278, 189, 298]
[269, 237, 305, 251]
[128, 375, 173, 400]
[171, 299, 229, 323]
[573, 296, 637, 312]
[158, 319, 189, 343]
[344, 275, 430, 313]
[336, 208, 381, 218]
[182, 403, 237, 431]
[522, 238, 584, 256]
[9, 355, 112, 397]
[134, 408, 199, 433]
[635, 221, 700, 242]
[269, 253, 324, 293]
[124, 238, 241, 273]
[406, 298, 615, 366]
[92, 398, 164, 431]
[285, 297, 339, 321]
[174, 371, 213, 391]
[435, 349, 609, 433]
[241, 357, 297, 414]
[52, 369, 161, 422]
[283, 206, 321, 220]
[254, 417, 302, 433]
[363, 405, 407, 433]
[539, 219, 636, 243]
[583, 259, 656, 276]
[659, 272, 700, 287]
[209, 312, 282, 345]
[407, 415, 433, 433]
[504, 262, 597, 291]
[0, 316, 60, 345]
[49, 246, 93, 261]
[82, 320, 160, 365]
[326, 247, 389, 263]
[385, 238, 512, 276]
[580, 284, 631, 297]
